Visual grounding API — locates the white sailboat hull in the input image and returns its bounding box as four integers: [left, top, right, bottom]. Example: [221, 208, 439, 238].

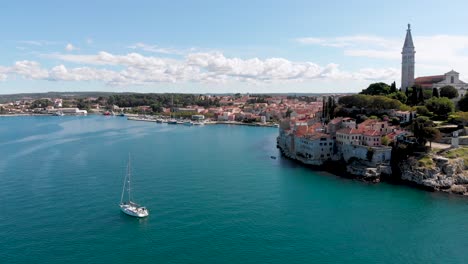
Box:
[120, 203, 149, 218]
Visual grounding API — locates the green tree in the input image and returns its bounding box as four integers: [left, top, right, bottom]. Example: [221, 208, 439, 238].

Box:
[423, 89, 433, 100]
[322, 97, 327, 119]
[425, 97, 455, 120]
[458, 94, 468, 111]
[390, 81, 397, 93]
[409, 86, 418, 105]
[150, 103, 162, 113]
[432, 88, 439, 98]
[415, 105, 432, 118]
[30, 99, 52, 108]
[338, 94, 407, 111]
[388, 91, 407, 104]
[448, 112, 468, 125]
[327, 96, 336, 119]
[381, 135, 390, 146]
[360, 82, 391, 95]
[76, 98, 90, 110]
[439, 85, 459, 99]
[412, 116, 440, 146]
[418, 87, 425, 104]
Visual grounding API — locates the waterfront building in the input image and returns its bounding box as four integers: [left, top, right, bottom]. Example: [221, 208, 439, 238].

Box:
[401, 24, 416, 92]
[191, 115, 205, 121]
[47, 108, 87, 115]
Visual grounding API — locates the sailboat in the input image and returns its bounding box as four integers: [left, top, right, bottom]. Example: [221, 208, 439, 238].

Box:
[119, 156, 149, 218]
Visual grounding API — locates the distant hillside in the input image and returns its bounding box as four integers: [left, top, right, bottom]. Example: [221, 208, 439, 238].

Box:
[0, 92, 129, 103]
[0, 91, 350, 103]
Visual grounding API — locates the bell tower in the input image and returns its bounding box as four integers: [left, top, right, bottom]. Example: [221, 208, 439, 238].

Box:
[401, 24, 415, 91]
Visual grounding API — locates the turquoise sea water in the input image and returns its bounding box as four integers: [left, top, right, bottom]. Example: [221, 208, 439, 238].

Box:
[0, 116, 467, 263]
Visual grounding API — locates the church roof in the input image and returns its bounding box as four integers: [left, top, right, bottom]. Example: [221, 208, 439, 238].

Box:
[415, 75, 444, 84]
[403, 24, 415, 49]
[414, 75, 445, 88]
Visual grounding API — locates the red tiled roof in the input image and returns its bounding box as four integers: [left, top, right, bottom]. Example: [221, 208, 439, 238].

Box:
[302, 132, 330, 140]
[329, 117, 343, 124]
[336, 127, 365, 135]
[414, 75, 444, 86]
[358, 119, 377, 128]
[363, 130, 381, 136]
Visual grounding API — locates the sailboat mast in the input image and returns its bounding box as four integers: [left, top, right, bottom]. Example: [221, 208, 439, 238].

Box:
[127, 156, 132, 202]
[120, 161, 128, 204]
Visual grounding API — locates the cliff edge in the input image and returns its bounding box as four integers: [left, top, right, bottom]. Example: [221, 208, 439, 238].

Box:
[399, 154, 468, 195]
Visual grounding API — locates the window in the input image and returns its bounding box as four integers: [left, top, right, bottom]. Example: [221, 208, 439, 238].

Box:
[451, 76, 455, 83]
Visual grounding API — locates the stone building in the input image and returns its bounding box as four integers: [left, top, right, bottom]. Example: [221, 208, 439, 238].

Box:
[414, 70, 468, 99]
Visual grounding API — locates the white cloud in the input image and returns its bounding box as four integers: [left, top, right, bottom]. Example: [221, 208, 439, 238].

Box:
[86, 38, 93, 44]
[10, 61, 49, 79]
[128, 42, 186, 55]
[8, 51, 396, 86]
[48, 65, 119, 82]
[65, 43, 78, 51]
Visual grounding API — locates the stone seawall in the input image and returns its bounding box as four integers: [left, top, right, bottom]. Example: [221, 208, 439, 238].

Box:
[277, 139, 392, 182]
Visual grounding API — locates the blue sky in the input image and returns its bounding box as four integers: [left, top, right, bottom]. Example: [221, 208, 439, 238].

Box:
[1, 0, 468, 94]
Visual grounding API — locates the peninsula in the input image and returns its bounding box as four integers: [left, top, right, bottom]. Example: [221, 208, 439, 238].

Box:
[277, 25, 468, 196]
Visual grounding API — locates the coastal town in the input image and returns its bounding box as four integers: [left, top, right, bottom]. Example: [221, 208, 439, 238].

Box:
[5, 1, 468, 263]
[1, 25, 468, 195]
[0, 92, 345, 126]
[277, 24, 468, 194]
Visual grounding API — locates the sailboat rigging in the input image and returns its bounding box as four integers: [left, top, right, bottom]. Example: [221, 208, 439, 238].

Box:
[119, 156, 149, 218]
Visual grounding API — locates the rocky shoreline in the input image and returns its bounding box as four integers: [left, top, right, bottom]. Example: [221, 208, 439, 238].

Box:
[399, 155, 468, 195]
[278, 143, 468, 196]
[277, 143, 392, 183]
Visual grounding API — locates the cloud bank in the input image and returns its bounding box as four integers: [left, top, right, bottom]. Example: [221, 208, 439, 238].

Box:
[0, 51, 398, 86]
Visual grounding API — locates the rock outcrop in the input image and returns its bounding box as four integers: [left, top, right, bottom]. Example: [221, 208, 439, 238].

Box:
[399, 155, 468, 195]
[346, 161, 392, 183]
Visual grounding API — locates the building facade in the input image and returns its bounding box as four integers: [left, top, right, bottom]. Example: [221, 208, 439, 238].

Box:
[414, 70, 468, 99]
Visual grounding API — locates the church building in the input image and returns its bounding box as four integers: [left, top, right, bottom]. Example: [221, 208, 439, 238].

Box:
[414, 70, 468, 99]
[400, 24, 468, 99]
